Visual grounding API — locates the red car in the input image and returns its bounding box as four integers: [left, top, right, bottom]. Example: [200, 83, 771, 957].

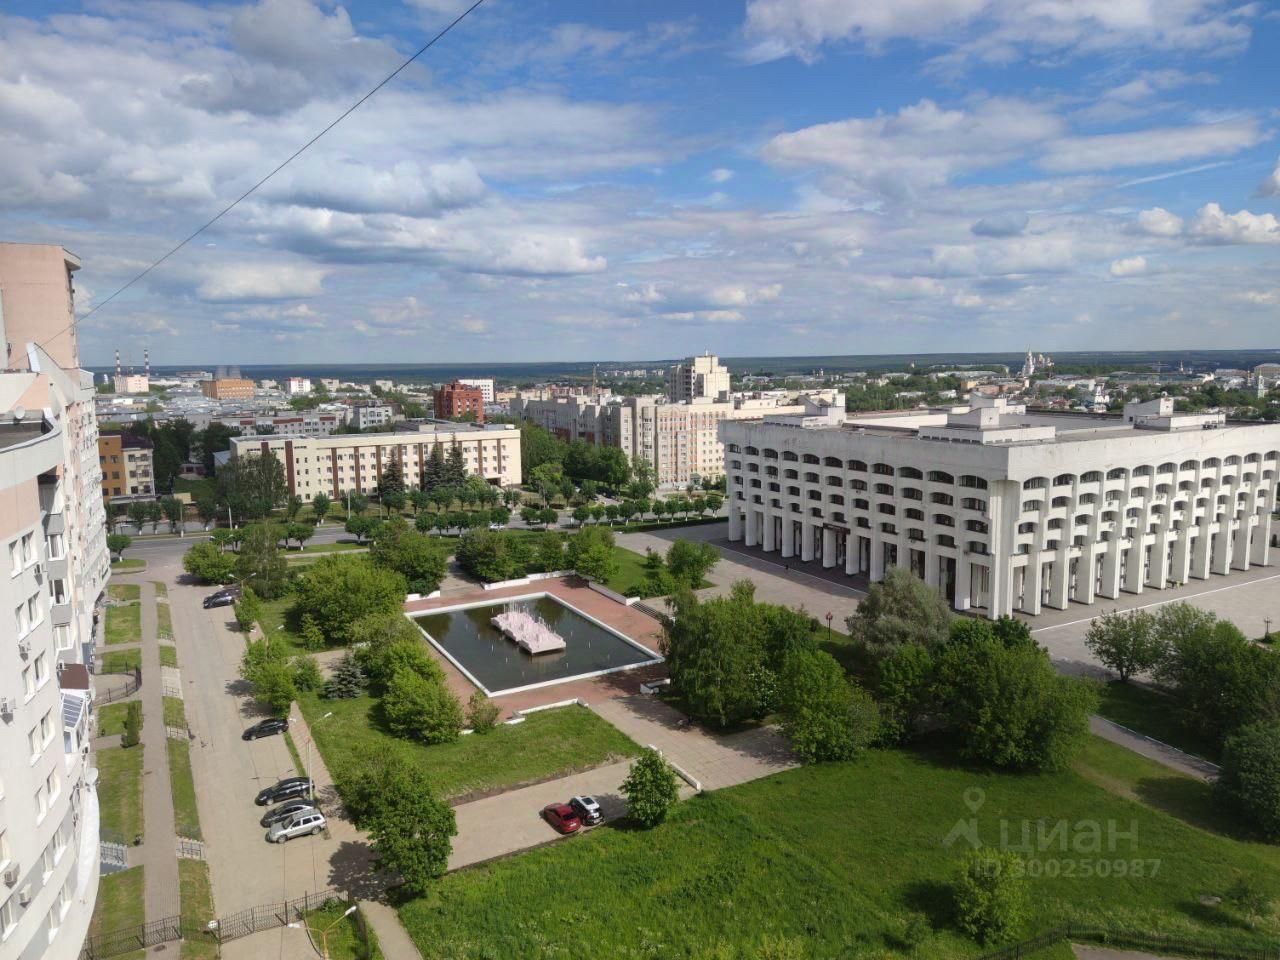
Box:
[541, 803, 581, 835]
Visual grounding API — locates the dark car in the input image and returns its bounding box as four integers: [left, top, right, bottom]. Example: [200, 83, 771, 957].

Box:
[203, 591, 236, 609]
[260, 801, 317, 828]
[255, 777, 312, 806]
[568, 795, 603, 826]
[242, 718, 289, 741]
[541, 803, 581, 835]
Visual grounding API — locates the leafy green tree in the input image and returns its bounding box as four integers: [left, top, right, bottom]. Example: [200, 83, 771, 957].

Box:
[953, 848, 1029, 944]
[233, 585, 263, 633]
[285, 494, 303, 520]
[160, 496, 185, 532]
[519, 506, 541, 525]
[292, 556, 406, 646]
[360, 635, 441, 688]
[239, 635, 297, 715]
[322, 653, 366, 700]
[145, 500, 164, 533]
[1084, 609, 1163, 682]
[665, 539, 719, 588]
[466, 691, 501, 733]
[127, 501, 148, 532]
[345, 516, 374, 543]
[530, 462, 563, 505]
[292, 656, 323, 692]
[234, 524, 289, 599]
[846, 567, 952, 653]
[358, 763, 457, 896]
[1219, 719, 1280, 840]
[621, 747, 680, 828]
[539, 507, 559, 527]
[310, 492, 331, 525]
[934, 637, 1097, 771]
[217, 452, 286, 521]
[195, 497, 219, 530]
[566, 526, 618, 582]
[520, 422, 565, 482]
[370, 519, 448, 594]
[874, 642, 935, 744]
[197, 422, 241, 474]
[572, 505, 591, 526]
[778, 650, 880, 762]
[705, 492, 723, 514]
[534, 529, 564, 572]
[348, 493, 369, 516]
[489, 507, 510, 527]
[107, 533, 132, 561]
[210, 528, 235, 552]
[382, 667, 464, 743]
[299, 613, 326, 651]
[285, 522, 313, 550]
[455, 529, 519, 583]
[182, 542, 237, 583]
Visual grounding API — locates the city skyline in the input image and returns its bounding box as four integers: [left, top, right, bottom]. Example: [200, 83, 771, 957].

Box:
[1, 0, 1277, 365]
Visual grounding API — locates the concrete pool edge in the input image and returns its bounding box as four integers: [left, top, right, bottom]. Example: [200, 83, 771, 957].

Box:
[405, 592, 664, 698]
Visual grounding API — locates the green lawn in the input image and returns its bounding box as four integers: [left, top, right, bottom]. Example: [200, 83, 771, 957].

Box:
[398, 738, 1280, 960]
[299, 696, 638, 802]
[111, 558, 146, 572]
[156, 601, 173, 641]
[89, 866, 145, 950]
[1095, 681, 1220, 762]
[101, 649, 142, 673]
[109, 583, 141, 602]
[283, 730, 308, 779]
[168, 740, 202, 841]
[97, 702, 132, 737]
[160, 645, 179, 668]
[151, 580, 168, 598]
[601, 546, 653, 596]
[256, 596, 311, 653]
[178, 860, 218, 959]
[98, 745, 145, 843]
[163, 696, 187, 729]
[104, 604, 142, 645]
[173, 476, 216, 502]
[305, 901, 382, 960]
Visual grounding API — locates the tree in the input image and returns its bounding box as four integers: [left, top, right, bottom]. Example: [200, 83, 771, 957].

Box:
[369, 519, 449, 594]
[322, 654, 366, 699]
[539, 507, 559, 528]
[195, 497, 219, 530]
[421, 444, 446, 491]
[292, 556, 407, 646]
[566, 526, 618, 582]
[234, 585, 262, 633]
[299, 613, 326, 651]
[466, 691, 501, 733]
[285, 522, 314, 550]
[778, 650, 880, 762]
[210, 528, 235, 552]
[358, 763, 457, 896]
[530, 462, 563, 505]
[455, 529, 519, 583]
[183, 542, 237, 583]
[127, 501, 148, 533]
[293, 655, 323, 693]
[874, 642, 935, 744]
[160, 496, 185, 533]
[572, 505, 591, 526]
[382, 667, 464, 744]
[846, 568, 952, 653]
[285, 494, 303, 521]
[107, 533, 132, 561]
[145, 500, 163, 534]
[444, 444, 467, 486]
[121, 701, 142, 748]
[346, 516, 374, 543]
[309, 493, 331, 525]
[240, 636, 297, 715]
[520, 506, 541, 525]
[934, 637, 1097, 772]
[489, 507, 510, 527]
[348, 493, 369, 516]
[378, 451, 406, 499]
[953, 848, 1029, 944]
[520, 422, 565, 482]
[1219, 719, 1280, 840]
[620, 747, 680, 828]
[534, 529, 564, 572]
[1084, 609, 1163, 682]
[217, 452, 286, 521]
[196, 422, 241, 474]
[665, 539, 719, 589]
[234, 524, 289, 599]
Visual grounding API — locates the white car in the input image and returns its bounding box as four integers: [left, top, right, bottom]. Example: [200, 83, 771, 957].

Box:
[265, 810, 326, 844]
[569, 795, 602, 826]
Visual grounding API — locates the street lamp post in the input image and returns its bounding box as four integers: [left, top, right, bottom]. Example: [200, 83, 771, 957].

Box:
[320, 905, 358, 960]
[825, 611, 833, 644]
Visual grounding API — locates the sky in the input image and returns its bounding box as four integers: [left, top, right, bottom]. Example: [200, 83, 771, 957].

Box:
[1, 0, 1278, 366]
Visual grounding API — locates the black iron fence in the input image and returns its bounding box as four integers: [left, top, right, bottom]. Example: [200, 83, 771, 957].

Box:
[93, 668, 141, 705]
[978, 924, 1280, 960]
[79, 889, 344, 960]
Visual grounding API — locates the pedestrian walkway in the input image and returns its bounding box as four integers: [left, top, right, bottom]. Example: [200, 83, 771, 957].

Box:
[1088, 716, 1220, 782]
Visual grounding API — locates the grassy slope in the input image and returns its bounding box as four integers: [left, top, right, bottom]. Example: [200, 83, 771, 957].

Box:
[98, 746, 145, 842]
[399, 739, 1280, 960]
[1094, 681, 1220, 762]
[299, 696, 638, 802]
[601, 545, 652, 596]
[104, 604, 142, 645]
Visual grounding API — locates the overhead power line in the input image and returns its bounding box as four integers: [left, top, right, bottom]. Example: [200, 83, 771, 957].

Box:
[43, 0, 488, 348]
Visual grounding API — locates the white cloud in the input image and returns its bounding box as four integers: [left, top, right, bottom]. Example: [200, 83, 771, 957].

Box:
[263, 159, 486, 217]
[1038, 119, 1262, 173]
[1109, 255, 1147, 276]
[1259, 156, 1280, 197]
[193, 263, 327, 301]
[970, 212, 1028, 237]
[1234, 289, 1279, 305]
[708, 168, 735, 184]
[1187, 203, 1280, 244]
[1134, 207, 1185, 237]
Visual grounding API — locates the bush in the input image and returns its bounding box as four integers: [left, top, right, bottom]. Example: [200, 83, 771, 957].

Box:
[293, 656, 323, 692]
[299, 613, 326, 651]
[778, 650, 879, 763]
[874, 643, 934, 745]
[360, 637, 441, 689]
[1224, 875, 1276, 928]
[121, 701, 142, 748]
[240, 636, 297, 715]
[1219, 719, 1280, 840]
[620, 747, 680, 828]
[1084, 609, 1163, 682]
[665, 539, 719, 588]
[565, 526, 617, 583]
[369, 519, 449, 594]
[381, 668, 463, 744]
[952, 848, 1029, 944]
[182, 542, 236, 584]
[466, 691, 501, 733]
[292, 556, 406, 646]
[322, 654, 366, 700]
[233, 585, 262, 634]
[846, 568, 951, 653]
[357, 761, 456, 897]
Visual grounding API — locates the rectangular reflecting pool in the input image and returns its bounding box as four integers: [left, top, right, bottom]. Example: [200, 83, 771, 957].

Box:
[412, 594, 660, 695]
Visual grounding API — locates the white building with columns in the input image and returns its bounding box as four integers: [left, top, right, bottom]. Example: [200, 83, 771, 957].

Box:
[722, 396, 1279, 619]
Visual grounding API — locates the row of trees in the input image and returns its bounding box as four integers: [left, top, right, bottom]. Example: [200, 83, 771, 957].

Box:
[455, 529, 567, 583]
[570, 493, 723, 527]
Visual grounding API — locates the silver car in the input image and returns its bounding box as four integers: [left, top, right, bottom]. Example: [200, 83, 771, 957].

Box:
[265, 810, 326, 844]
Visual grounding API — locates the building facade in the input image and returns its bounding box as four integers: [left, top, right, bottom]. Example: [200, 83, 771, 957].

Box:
[457, 378, 495, 403]
[284, 377, 311, 396]
[97, 434, 155, 504]
[349, 405, 394, 431]
[722, 397, 1279, 619]
[433, 381, 485, 423]
[0, 242, 107, 960]
[666, 353, 730, 403]
[214, 413, 346, 438]
[199, 378, 254, 401]
[228, 421, 521, 501]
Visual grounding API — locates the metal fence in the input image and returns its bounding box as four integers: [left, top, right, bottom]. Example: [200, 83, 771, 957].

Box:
[79, 889, 344, 960]
[978, 924, 1280, 960]
[93, 669, 141, 705]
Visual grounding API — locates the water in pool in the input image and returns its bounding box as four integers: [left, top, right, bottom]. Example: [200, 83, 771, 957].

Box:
[413, 595, 658, 694]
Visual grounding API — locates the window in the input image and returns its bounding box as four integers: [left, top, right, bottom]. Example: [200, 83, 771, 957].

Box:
[23, 666, 34, 699]
[35, 784, 46, 821]
[1053, 474, 1073, 487]
[873, 463, 894, 475]
[34, 653, 47, 688]
[28, 726, 40, 760]
[932, 492, 954, 506]
[928, 470, 953, 483]
[8, 540, 19, 575]
[40, 710, 52, 746]
[2, 896, 15, 938]
[874, 483, 893, 496]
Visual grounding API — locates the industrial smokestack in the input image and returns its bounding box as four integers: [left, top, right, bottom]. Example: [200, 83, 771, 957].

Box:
[144, 348, 150, 379]
[115, 348, 121, 379]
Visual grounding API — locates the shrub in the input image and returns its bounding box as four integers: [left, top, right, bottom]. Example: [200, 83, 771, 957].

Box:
[292, 556, 406, 646]
[1219, 719, 1280, 840]
[466, 691, 501, 733]
[182, 542, 236, 584]
[953, 848, 1029, 944]
[846, 567, 951, 653]
[121, 701, 142, 748]
[381, 667, 463, 744]
[621, 747, 680, 828]
[369, 519, 448, 594]
[357, 761, 456, 897]
[322, 654, 366, 700]
[361, 637, 442, 689]
[665, 539, 719, 588]
[1225, 875, 1276, 928]
[233, 585, 262, 634]
[874, 643, 934, 745]
[292, 656, 323, 692]
[565, 526, 617, 583]
[299, 613, 326, 651]
[778, 650, 879, 763]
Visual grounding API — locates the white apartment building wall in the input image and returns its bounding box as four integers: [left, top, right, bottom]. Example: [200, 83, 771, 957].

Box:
[666, 353, 730, 403]
[457, 379, 495, 403]
[217, 413, 346, 438]
[722, 398, 1279, 619]
[350, 405, 394, 430]
[284, 377, 311, 396]
[229, 422, 521, 500]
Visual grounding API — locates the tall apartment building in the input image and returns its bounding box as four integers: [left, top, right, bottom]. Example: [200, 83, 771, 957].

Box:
[212, 413, 346, 437]
[722, 396, 1279, 619]
[666, 353, 730, 403]
[97, 433, 155, 504]
[284, 377, 311, 396]
[433, 381, 485, 423]
[0, 242, 108, 960]
[228, 420, 521, 500]
[457, 378, 495, 403]
[200, 378, 254, 400]
[350, 405, 394, 431]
